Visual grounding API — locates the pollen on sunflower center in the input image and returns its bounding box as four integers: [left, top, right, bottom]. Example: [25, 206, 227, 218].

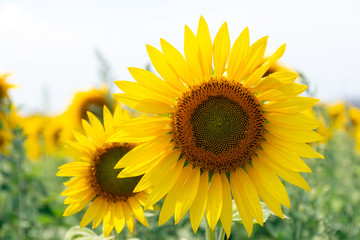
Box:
[90, 143, 141, 201]
[172, 78, 266, 173]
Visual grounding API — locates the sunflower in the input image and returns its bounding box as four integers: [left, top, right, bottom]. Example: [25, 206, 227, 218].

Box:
[21, 115, 48, 161]
[259, 58, 296, 78]
[111, 16, 323, 237]
[349, 107, 360, 152]
[327, 101, 347, 130]
[43, 114, 69, 155]
[57, 105, 150, 237]
[0, 73, 14, 100]
[65, 87, 114, 133]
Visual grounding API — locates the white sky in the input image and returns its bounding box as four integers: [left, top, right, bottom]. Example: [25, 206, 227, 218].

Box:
[0, 0, 360, 114]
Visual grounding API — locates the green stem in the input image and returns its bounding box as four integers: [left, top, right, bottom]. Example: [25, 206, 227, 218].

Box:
[113, 229, 117, 240]
[206, 218, 216, 240]
[218, 227, 226, 240]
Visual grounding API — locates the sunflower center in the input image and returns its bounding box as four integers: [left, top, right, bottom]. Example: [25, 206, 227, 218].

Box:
[172, 78, 265, 173]
[90, 143, 141, 201]
[191, 96, 249, 154]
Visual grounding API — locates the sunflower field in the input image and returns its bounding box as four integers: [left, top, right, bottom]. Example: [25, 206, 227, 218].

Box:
[1, 16, 360, 240]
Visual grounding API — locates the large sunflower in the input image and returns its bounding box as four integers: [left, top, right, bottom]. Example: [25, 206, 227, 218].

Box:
[111, 16, 323, 236]
[57, 106, 150, 237]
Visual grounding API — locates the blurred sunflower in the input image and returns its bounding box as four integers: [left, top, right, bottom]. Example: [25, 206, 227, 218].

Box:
[0, 113, 12, 155]
[328, 101, 347, 130]
[57, 106, 150, 237]
[43, 114, 69, 155]
[0, 73, 14, 100]
[259, 58, 296, 78]
[349, 107, 360, 152]
[111, 16, 323, 237]
[65, 87, 114, 133]
[21, 115, 48, 161]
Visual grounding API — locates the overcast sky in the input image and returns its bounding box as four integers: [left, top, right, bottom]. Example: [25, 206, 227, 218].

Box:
[1, 0, 360, 115]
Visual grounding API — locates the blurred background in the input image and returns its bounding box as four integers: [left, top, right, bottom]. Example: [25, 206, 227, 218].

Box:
[1, 1, 360, 240]
[1, 0, 360, 114]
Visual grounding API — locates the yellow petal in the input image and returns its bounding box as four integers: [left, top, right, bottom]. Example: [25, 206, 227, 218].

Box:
[159, 164, 194, 225]
[227, 27, 249, 81]
[57, 162, 90, 177]
[253, 71, 298, 92]
[113, 203, 126, 233]
[134, 149, 181, 192]
[102, 203, 114, 237]
[108, 116, 171, 143]
[174, 167, 200, 223]
[196, 16, 212, 80]
[206, 172, 223, 230]
[161, 38, 194, 86]
[184, 25, 203, 82]
[190, 171, 209, 233]
[235, 36, 268, 82]
[115, 134, 172, 170]
[73, 131, 95, 152]
[264, 133, 324, 159]
[82, 119, 103, 148]
[146, 44, 187, 92]
[263, 97, 319, 113]
[80, 197, 102, 228]
[128, 67, 181, 98]
[114, 80, 175, 106]
[266, 123, 323, 143]
[92, 198, 109, 228]
[87, 112, 106, 142]
[265, 112, 319, 130]
[244, 44, 286, 88]
[251, 157, 290, 208]
[61, 184, 91, 196]
[127, 197, 149, 227]
[259, 83, 307, 101]
[257, 150, 311, 192]
[213, 22, 230, 78]
[261, 141, 312, 172]
[220, 173, 232, 238]
[230, 169, 259, 237]
[63, 192, 96, 216]
[103, 106, 114, 137]
[114, 93, 173, 115]
[246, 162, 284, 219]
[144, 158, 185, 209]
[122, 202, 135, 233]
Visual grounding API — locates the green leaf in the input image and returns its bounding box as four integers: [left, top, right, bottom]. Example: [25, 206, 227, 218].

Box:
[64, 226, 108, 240]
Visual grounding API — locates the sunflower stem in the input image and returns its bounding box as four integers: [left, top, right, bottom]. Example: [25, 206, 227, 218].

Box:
[113, 229, 117, 240]
[205, 217, 215, 240]
[218, 226, 226, 240]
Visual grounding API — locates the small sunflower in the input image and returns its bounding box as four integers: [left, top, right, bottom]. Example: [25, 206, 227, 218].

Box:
[0, 73, 14, 100]
[65, 87, 114, 132]
[111, 16, 323, 237]
[328, 101, 347, 130]
[43, 114, 69, 155]
[259, 58, 297, 78]
[57, 106, 149, 237]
